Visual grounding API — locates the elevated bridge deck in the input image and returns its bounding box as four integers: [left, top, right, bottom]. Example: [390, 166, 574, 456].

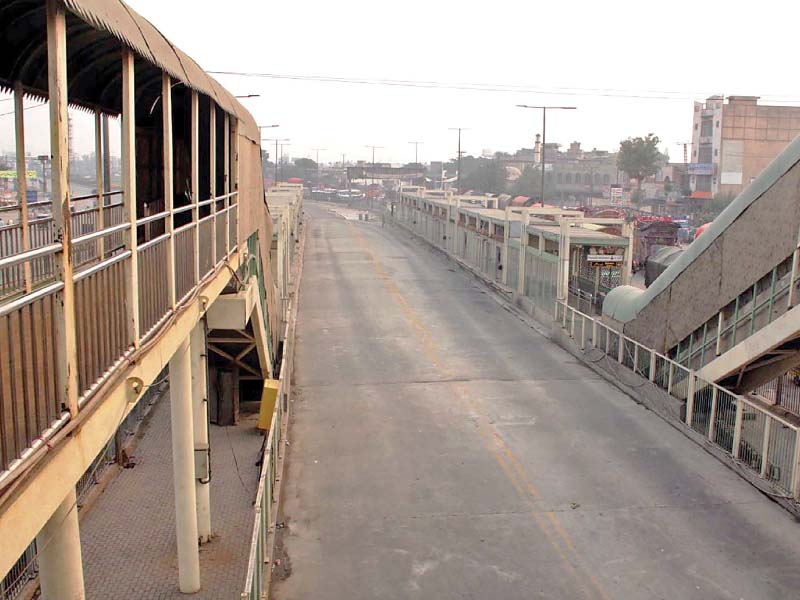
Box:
[274, 203, 800, 600]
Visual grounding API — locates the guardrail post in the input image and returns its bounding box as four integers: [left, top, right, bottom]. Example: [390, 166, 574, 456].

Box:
[209, 103, 217, 265]
[649, 352, 657, 383]
[667, 362, 674, 394]
[760, 416, 772, 478]
[121, 47, 140, 345]
[47, 0, 79, 417]
[792, 433, 800, 499]
[223, 113, 230, 253]
[162, 73, 176, 308]
[708, 386, 718, 441]
[592, 320, 598, 350]
[580, 315, 587, 351]
[94, 109, 105, 261]
[633, 343, 639, 373]
[191, 90, 200, 283]
[686, 373, 696, 427]
[732, 398, 744, 459]
[13, 81, 32, 293]
[569, 308, 575, 338]
[618, 337, 624, 363]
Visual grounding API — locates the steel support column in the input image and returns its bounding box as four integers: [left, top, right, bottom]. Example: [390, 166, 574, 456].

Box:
[190, 322, 212, 543]
[169, 335, 201, 593]
[37, 487, 85, 600]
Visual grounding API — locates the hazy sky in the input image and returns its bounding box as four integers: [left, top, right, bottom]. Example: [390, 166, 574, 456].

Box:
[4, 0, 800, 165]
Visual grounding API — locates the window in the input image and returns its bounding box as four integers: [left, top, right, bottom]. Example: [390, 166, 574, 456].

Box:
[714, 148, 718, 156]
[584, 173, 591, 184]
[565, 173, 572, 184]
[603, 174, 610, 184]
[716, 120, 720, 128]
[698, 144, 713, 163]
[594, 173, 600, 184]
[696, 175, 712, 192]
[557, 172, 563, 184]
[700, 117, 713, 137]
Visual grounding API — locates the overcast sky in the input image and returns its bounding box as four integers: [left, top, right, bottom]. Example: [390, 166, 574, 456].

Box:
[4, 0, 800, 165]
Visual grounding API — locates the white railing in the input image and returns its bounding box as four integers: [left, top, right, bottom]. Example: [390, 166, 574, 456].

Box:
[556, 301, 800, 499]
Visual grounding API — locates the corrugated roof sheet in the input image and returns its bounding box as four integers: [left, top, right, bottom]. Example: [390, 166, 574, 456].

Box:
[59, 0, 258, 142]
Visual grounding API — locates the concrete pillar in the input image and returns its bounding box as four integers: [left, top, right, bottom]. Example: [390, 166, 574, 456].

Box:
[190, 323, 212, 543]
[37, 488, 85, 600]
[169, 336, 201, 593]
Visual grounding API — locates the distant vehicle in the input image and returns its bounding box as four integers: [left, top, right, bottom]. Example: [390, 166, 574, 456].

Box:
[336, 189, 365, 201]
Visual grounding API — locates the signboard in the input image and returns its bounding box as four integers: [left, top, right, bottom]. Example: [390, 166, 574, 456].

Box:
[687, 163, 714, 176]
[0, 171, 37, 179]
[588, 254, 623, 268]
[610, 185, 623, 204]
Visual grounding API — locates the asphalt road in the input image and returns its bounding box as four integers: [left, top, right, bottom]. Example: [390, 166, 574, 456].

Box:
[274, 202, 800, 600]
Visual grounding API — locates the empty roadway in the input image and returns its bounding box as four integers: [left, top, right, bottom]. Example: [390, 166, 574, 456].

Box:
[274, 203, 800, 600]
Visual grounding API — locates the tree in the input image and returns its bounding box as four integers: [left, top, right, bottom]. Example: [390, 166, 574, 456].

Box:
[510, 166, 555, 202]
[294, 157, 317, 170]
[444, 155, 507, 194]
[617, 134, 661, 202]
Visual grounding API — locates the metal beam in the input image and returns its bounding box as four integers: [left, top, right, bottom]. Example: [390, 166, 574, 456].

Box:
[47, 0, 79, 418]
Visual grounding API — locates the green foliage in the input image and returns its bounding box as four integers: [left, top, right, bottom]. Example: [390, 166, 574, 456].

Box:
[294, 157, 318, 170]
[617, 133, 661, 201]
[445, 155, 507, 194]
[510, 166, 555, 200]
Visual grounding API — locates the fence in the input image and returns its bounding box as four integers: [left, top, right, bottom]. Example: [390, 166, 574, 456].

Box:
[0, 191, 238, 480]
[556, 300, 800, 499]
[240, 315, 293, 599]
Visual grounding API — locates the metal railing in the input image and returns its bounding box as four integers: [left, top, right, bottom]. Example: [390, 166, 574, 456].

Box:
[241, 316, 292, 599]
[0, 191, 239, 479]
[674, 254, 799, 370]
[556, 300, 800, 499]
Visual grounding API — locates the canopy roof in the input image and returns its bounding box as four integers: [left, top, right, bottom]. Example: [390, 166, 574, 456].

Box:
[0, 0, 258, 142]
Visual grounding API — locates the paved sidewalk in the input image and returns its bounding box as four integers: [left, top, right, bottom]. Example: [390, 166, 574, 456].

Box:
[81, 394, 264, 599]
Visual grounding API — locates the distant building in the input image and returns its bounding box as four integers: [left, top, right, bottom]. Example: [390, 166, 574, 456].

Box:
[690, 95, 800, 198]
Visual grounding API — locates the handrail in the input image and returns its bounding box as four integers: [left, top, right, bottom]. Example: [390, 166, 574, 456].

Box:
[0, 242, 61, 269]
[173, 204, 195, 215]
[70, 189, 124, 202]
[72, 222, 130, 246]
[136, 210, 170, 227]
[0, 281, 64, 318]
[73, 251, 132, 283]
[556, 299, 800, 499]
[138, 233, 170, 252]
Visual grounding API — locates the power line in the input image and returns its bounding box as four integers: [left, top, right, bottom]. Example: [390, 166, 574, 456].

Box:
[207, 71, 800, 104]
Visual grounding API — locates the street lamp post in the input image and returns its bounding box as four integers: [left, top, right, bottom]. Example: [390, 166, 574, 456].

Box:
[408, 141, 423, 165]
[279, 143, 291, 182]
[365, 145, 383, 186]
[517, 105, 576, 206]
[448, 128, 469, 193]
[311, 148, 326, 186]
[263, 136, 289, 184]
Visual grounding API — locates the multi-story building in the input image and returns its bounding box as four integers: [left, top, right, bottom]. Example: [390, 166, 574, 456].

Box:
[690, 95, 800, 198]
[503, 140, 619, 205]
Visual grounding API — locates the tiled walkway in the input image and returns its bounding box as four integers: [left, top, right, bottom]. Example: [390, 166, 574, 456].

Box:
[81, 394, 264, 599]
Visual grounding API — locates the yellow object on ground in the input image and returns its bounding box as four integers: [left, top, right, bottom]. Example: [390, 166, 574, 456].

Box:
[258, 379, 280, 430]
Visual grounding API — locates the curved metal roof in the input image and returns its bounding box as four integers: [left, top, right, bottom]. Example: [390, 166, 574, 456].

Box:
[0, 0, 259, 143]
[604, 133, 800, 323]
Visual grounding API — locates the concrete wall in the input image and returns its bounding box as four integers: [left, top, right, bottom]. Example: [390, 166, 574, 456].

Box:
[623, 159, 800, 352]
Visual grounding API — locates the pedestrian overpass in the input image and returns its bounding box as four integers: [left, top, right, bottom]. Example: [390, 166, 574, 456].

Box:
[604, 136, 800, 394]
[0, 1, 295, 598]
